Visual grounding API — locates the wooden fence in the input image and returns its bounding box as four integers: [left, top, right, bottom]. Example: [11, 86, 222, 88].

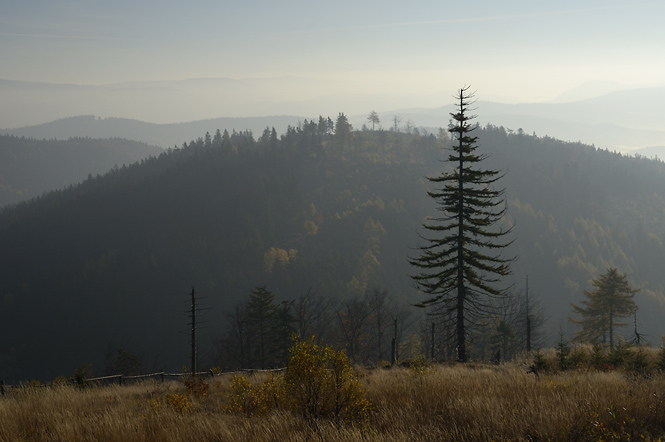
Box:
[0, 367, 285, 395]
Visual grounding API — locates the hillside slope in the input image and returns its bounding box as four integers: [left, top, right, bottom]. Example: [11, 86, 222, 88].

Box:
[1, 122, 664, 381]
[0, 135, 162, 207]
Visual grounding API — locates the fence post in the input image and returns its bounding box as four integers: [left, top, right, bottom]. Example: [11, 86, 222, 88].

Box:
[1, 379, 4, 396]
[119, 375, 123, 386]
[160, 371, 164, 383]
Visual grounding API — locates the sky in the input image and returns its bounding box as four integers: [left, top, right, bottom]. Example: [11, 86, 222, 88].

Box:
[2, 0, 665, 109]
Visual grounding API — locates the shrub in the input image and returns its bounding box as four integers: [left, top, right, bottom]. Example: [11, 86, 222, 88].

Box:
[164, 393, 193, 414]
[52, 376, 68, 387]
[607, 342, 630, 368]
[181, 376, 209, 397]
[569, 345, 589, 368]
[626, 346, 650, 374]
[225, 374, 263, 416]
[282, 337, 372, 424]
[224, 338, 372, 424]
[225, 373, 282, 417]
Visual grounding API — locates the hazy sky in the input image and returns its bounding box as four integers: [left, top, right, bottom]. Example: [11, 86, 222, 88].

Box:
[2, 0, 664, 104]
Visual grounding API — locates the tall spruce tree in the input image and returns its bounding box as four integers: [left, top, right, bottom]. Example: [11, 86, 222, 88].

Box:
[569, 267, 638, 349]
[409, 86, 513, 362]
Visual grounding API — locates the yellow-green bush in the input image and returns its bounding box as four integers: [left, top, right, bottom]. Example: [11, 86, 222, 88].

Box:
[224, 337, 372, 424]
[225, 373, 282, 416]
[164, 393, 193, 414]
[282, 337, 372, 424]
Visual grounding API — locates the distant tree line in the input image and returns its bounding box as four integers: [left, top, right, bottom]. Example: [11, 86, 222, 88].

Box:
[212, 283, 548, 371]
[213, 286, 415, 370]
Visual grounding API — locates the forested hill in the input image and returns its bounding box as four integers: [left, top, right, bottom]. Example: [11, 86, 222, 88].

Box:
[0, 135, 162, 207]
[1, 115, 304, 149]
[1, 119, 665, 381]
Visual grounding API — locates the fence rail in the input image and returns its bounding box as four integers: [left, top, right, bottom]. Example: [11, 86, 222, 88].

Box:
[0, 367, 286, 395]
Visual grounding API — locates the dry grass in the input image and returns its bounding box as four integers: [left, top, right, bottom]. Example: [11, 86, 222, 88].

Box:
[367, 362, 665, 441]
[2, 362, 665, 441]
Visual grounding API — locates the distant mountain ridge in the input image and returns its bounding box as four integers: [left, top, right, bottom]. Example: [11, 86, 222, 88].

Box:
[1, 115, 307, 149]
[2, 78, 664, 152]
[549, 80, 628, 103]
[0, 77, 338, 130]
[364, 89, 665, 154]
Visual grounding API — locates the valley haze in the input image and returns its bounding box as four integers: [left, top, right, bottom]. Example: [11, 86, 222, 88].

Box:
[2, 78, 664, 155]
[2, 1, 665, 151]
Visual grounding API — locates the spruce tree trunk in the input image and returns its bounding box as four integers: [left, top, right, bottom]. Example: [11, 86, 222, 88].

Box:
[456, 104, 466, 362]
[457, 283, 465, 361]
[609, 305, 614, 350]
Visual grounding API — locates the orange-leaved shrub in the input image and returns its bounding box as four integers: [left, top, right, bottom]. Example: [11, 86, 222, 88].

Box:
[181, 376, 209, 397]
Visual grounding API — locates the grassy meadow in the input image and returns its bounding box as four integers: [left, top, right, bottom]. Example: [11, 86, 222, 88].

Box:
[2, 348, 665, 441]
